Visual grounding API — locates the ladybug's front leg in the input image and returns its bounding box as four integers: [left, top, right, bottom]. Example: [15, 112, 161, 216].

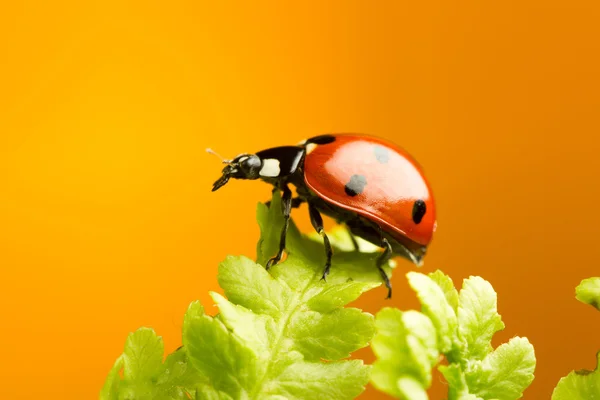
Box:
[264, 197, 304, 209]
[266, 184, 293, 270]
[307, 203, 333, 281]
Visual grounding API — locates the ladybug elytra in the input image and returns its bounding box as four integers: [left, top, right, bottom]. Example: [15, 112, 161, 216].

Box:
[211, 134, 436, 298]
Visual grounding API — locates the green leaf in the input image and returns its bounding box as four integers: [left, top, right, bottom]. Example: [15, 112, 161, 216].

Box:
[194, 384, 234, 400]
[465, 337, 536, 400]
[156, 348, 206, 399]
[457, 276, 505, 360]
[103, 191, 387, 399]
[218, 254, 289, 319]
[289, 307, 375, 360]
[256, 198, 285, 268]
[397, 376, 429, 400]
[122, 328, 163, 385]
[184, 257, 375, 399]
[306, 280, 379, 313]
[576, 277, 600, 311]
[429, 270, 459, 312]
[183, 301, 259, 397]
[407, 271, 458, 353]
[552, 351, 600, 400]
[100, 328, 201, 400]
[182, 192, 386, 399]
[439, 364, 483, 400]
[272, 359, 370, 399]
[100, 356, 123, 400]
[398, 376, 429, 400]
[552, 278, 600, 399]
[373, 272, 536, 400]
[371, 308, 439, 397]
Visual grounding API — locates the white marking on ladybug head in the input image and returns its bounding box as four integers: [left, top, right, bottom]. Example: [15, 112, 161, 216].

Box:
[259, 159, 281, 177]
[237, 156, 249, 163]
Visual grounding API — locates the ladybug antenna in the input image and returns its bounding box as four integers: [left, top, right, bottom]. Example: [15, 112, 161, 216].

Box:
[206, 148, 230, 164]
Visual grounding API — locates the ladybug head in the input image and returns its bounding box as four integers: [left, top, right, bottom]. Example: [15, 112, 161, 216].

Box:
[211, 153, 262, 191]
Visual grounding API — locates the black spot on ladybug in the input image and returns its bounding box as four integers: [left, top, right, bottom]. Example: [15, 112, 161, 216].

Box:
[412, 200, 427, 224]
[345, 175, 367, 196]
[308, 135, 336, 145]
[373, 145, 389, 163]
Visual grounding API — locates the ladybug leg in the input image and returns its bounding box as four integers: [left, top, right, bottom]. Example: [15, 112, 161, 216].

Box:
[265, 197, 304, 209]
[308, 203, 333, 281]
[376, 238, 393, 299]
[345, 226, 360, 251]
[292, 197, 304, 208]
[266, 184, 293, 270]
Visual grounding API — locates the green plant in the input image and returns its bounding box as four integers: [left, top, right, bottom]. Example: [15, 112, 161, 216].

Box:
[370, 270, 536, 400]
[101, 193, 393, 399]
[101, 192, 542, 400]
[551, 277, 600, 399]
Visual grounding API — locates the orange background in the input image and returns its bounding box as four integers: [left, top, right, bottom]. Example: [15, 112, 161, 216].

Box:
[1, 1, 600, 399]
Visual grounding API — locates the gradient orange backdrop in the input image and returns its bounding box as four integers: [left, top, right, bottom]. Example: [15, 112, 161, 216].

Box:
[2, 1, 600, 399]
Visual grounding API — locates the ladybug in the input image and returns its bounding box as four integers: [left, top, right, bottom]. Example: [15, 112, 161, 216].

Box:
[210, 134, 436, 298]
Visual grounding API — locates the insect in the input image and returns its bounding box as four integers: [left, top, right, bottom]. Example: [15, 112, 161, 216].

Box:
[210, 134, 436, 298]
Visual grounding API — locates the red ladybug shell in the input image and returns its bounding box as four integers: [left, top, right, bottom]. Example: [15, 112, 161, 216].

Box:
[303, 134, 436, 246]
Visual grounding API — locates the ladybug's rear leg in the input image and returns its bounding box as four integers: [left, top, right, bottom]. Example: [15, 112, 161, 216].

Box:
[377, 238, 393, 299]
[266, 184, 293, 270]
[345, 226, 361, 251]
[308, 203, 333, 281]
